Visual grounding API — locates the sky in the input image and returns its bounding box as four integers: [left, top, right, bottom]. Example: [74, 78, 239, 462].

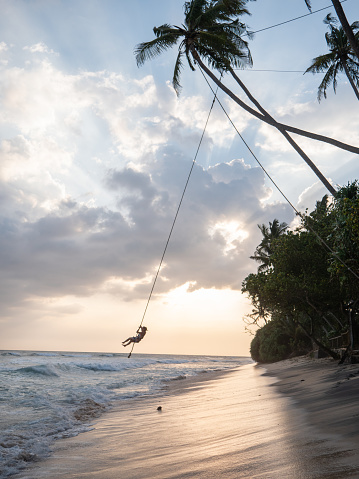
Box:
[0, 0, 358, 356]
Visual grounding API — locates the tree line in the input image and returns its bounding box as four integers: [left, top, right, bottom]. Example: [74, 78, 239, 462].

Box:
[242, 181, 359, 363]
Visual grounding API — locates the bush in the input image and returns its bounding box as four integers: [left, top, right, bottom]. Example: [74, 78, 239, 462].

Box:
[250, 320, 311, 363]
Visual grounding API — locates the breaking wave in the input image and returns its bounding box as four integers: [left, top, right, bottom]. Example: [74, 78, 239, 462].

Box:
[16, 365, 60, 377]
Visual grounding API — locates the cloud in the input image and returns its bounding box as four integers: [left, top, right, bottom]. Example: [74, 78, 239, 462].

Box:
[0, 42, 8, 53]
[23, 42, 58, 56]
[297, 181, 332, 212]
[0, 157, 294, 314]
[0, 53, 296, 317]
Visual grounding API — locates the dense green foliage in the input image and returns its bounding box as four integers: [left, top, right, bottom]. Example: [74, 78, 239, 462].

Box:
[250, 315, 311, 363]
[243, 182, 359, 363]
[250, 220, 288, 272]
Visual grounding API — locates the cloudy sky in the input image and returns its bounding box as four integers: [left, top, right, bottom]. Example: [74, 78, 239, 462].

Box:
[0, 0, 358, 356]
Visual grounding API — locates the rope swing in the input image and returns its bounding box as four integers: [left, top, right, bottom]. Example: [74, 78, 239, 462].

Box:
[125, 83, 220, 358]
[125, 65, 359, 359]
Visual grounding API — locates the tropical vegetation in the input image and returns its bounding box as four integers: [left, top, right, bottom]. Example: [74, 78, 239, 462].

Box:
[305, 0, 359, 61]
[250, 220, 288, 272]
[305, 14, 359, 101]
[242, 181, 359, 363]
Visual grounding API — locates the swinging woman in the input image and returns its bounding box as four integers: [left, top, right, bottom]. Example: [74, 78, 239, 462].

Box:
[122, 326, 147, 347]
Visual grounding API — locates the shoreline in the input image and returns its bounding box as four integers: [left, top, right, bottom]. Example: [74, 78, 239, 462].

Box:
[14, 359, 359, 479]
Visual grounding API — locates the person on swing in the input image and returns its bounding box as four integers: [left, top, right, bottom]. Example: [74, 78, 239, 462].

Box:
[122, 326, 147, 347]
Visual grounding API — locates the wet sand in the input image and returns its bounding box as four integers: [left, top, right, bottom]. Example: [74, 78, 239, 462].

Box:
[15, 360, 359, 479]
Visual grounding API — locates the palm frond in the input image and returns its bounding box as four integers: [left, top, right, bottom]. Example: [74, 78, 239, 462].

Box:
[305, 14, 359, 101]
[206, 20, 250, 46]
[305, 53, 336, 73]
[323, 13, 337, 27]
[195, 40, 231, 70]
[317, 64, 336, 101]
[185, 46, 196, 71]
[215, 19, 248, 36]
[332, 62, 340, 93]
[346, 61, 359, 87]
[187, 0, 250, 35]
[153, 24, 180, 37]
[173, 49, 184, 95]
[221, 0, 251, 15]
[135, 33, 180, 67]
[184, 0, 208, 28]
[197, 30, 251, 69]
[208, 0, 250, 18]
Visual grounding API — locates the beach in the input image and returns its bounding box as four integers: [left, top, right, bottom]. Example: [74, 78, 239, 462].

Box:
[264, 356, 359, 445]
[14, 356, 359, 479]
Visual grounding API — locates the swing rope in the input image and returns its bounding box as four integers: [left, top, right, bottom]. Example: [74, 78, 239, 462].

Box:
[128, 65, 358, 358]
[127, 81, 221, 358]
[198, 66, 359, 283]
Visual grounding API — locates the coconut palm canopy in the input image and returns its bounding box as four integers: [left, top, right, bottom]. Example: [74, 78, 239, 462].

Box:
[135, 0, 253, 95]
[135, 0, 358, 197]
[250, 220, 288, 272]
[304, 0, 359, 61]
[305, 14, 359, 101]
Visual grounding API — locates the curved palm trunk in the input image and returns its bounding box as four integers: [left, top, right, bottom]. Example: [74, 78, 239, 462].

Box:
[190, 49, 359, 156]
[191, 50, 337, 195]
[229, 69, 337, 196]
[331, 0, 359, 60]
[342, 62, 359, 100]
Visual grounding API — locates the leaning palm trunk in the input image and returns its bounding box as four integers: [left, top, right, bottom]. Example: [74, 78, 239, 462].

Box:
[135, 0, 359, 197]
[343, 62, 359, 100]
[191, 49, 339, 195]
[228, 69, 337, 195]
[190, 49, 359, 156]
[331, 0, 359, 60]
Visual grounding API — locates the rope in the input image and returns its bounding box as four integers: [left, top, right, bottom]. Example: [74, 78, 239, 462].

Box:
[198, 67, 359, 282]
[127, 81, 220, 358]
[242, 0, 348, 37]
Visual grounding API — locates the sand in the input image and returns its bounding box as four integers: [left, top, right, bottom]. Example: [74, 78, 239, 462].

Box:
[264, 356, 359, 444]
[15, 358, 359, 479]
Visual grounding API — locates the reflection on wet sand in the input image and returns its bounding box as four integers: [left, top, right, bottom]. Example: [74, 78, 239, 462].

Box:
[16, 364, 359, 479]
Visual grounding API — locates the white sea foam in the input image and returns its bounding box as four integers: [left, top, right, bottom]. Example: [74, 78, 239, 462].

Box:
[75, 362, 126, 372]
[0, 351, 252, 478]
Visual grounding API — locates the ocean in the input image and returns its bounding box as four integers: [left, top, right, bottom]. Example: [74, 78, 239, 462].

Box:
[0, 350, 252, 478]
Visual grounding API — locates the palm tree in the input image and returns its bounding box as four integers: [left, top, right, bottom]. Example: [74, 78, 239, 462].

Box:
[305, 14, 359, 101]
[305, 0, 359, 61]
[135, 0, 359, 196]
[250, 219, 288, 272]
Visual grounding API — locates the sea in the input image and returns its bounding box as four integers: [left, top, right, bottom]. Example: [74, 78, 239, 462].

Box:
[0, 350, 252, 478]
